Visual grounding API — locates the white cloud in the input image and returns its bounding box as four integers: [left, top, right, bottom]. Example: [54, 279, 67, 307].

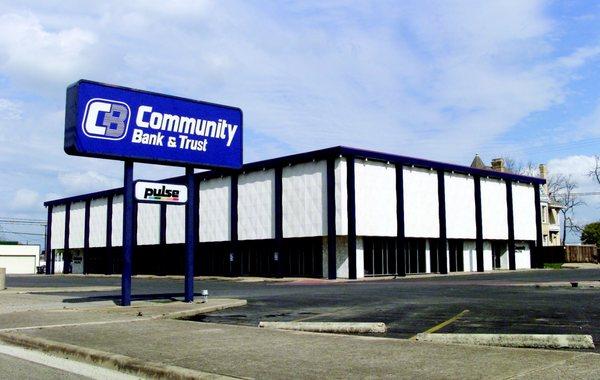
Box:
[10, 188, 39, 210]
[0, 99, 22, 120]
[58, 171, 120, 193]
[0, 0, 597, 225]
[556, 45, 600, 69]
[547, 155, 599, 194]
[0, 13, 96, 90]
[547, 155, 600, 231]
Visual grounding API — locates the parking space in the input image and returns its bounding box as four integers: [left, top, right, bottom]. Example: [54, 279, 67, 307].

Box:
[6, 269, 600, 351]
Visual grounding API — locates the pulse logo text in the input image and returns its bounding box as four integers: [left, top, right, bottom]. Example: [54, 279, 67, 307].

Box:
[134, 181, 188, 204]
[144, 186, 179, 201]
[82, 99, 130, 140]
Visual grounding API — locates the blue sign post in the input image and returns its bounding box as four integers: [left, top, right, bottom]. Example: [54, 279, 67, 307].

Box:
[65, 80, 243, 306]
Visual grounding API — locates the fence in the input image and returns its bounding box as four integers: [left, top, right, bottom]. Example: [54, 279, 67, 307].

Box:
[542, 245, 598, 263]
[565, 245, 598, 263]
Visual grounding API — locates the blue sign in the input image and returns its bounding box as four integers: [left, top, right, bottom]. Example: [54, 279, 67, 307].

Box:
[65, 80, 243, 169]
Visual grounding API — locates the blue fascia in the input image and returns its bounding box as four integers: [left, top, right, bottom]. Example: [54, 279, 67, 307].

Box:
[44, 145, 545, 206]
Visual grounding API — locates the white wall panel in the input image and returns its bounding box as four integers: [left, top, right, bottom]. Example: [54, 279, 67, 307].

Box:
[199, 177, 231, 242]
[515, 242, 531, 269]
[50, 205, 66, 249]
[480, 178, 508, 240]
[166, 205, 185, 244]
[500, 245, 509, 269]
[445, 173, 476, 239]
[238, 170, 275, 240]
[69, 202, 85, 249]
[403, 167, 439, 238]
[111, 195, 123, 247]
[335, 236, 349, 278]
[356, 237, 364, 279]
[335, 158, 348, 236]
[483, 241, 493, 271]
[425, 240, 432, 273]
[463, 241, 477, 272]
[137, 203, 160, 245]
[355, 160, 396, 236]
[283, 161, 327, 238]
[513, 183, 537, 241]
[89, 198, 108, 248]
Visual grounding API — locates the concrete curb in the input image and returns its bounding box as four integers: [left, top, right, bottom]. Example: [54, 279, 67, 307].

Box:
[0, 333, 241, 380]
[561, 263, 600, 269]
[258, 321, 387, 334]
[0, 332, 237, 379]
[415, 333, 595, 349]
[2, 286, 120, 294]
[159, 300, 248, 320]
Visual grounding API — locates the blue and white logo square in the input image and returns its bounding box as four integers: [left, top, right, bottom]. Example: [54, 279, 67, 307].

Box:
[82, 99, 131, 140]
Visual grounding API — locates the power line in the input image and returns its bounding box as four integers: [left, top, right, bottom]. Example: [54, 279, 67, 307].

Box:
[0, 221, 46, 226]
[553, 192, 600, 196]
[0, 231, 45, 237]
[0, 217, 45, 223]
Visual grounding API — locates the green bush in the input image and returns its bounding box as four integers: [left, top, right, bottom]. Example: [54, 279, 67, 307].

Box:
[581, 222, 600, 247]
[543, 263, 563, 270]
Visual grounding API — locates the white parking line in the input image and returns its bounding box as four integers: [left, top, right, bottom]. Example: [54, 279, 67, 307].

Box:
[0, 342, 142, 380]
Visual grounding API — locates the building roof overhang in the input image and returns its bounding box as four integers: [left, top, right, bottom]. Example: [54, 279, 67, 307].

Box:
[44, 145, 546, 206]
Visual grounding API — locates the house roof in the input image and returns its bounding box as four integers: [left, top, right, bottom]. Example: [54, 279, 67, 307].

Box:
[470, 154, 488, 169]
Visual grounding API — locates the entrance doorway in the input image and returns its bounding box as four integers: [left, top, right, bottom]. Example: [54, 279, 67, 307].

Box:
[363, 237, 397, 276]
[492, 241, 508, 269]
[448, 240, 464, 272]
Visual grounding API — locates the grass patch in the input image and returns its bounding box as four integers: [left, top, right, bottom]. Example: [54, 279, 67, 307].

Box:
[544, 263, 563, 270]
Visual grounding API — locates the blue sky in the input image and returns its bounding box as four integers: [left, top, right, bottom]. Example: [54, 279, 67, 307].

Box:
[0, 0, 598, 245]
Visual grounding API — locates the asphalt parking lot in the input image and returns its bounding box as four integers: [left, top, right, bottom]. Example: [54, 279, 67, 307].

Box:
[7, 269, 600, 351]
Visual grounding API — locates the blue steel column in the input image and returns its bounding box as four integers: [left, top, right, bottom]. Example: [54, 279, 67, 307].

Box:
[184, 167, 196, 302]
[62, 203, 70, 275]
[122, 160, 134, 306]
[505, 181, 516, 270]
[83, 200, 90, 275]
[230, 174, 238, 276]
[274, 167, 283, 278]
[474, 175, 484, 272]
[437, 171, 448, 274]
[45, 205, 52, 275]
[326, 158, 337, 280]
[159, 204, 167, 246]
[346, 156, 357, 280]
[395, 165, 406, 277]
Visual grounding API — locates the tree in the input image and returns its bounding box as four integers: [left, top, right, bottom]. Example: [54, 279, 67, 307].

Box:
[590, 155, 600, 185]
[502, 157, 583, 245]
[502, 157, 536, 176]
[553, 175, 584, 245]
[581, 222, 600, 247]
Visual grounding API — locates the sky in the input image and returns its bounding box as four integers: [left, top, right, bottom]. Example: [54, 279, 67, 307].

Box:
[0, 0, 598, 246]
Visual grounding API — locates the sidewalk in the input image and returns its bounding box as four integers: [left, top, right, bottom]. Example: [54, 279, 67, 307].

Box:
[1, 289, 599, 379]
[3, 316, 600, 379]
[44, 267, 550, 284]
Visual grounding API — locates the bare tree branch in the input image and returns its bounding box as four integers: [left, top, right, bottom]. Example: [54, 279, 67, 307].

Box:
[503, 157, 520, 174]
[565, 216, 584, 234]
[589, 155, 600, 185]
[553, 175, 585, 245]
[502, 157, 537, 176]
[501, 156, 585, 245]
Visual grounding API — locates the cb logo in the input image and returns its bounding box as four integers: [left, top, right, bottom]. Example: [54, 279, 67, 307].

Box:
[82, 99, 130, 140]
